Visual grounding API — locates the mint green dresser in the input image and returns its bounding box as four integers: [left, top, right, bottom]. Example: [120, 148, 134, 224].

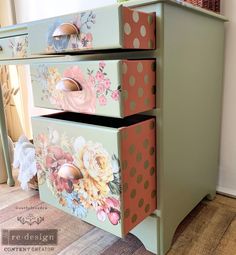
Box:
[0, 1, 227, 254]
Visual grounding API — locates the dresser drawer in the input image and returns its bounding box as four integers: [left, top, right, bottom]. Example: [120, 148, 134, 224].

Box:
[31, 59, 156, 117]
[32, 112, 156, 237]
[28, 5, 156, 55]
[0, 35, 28, 59]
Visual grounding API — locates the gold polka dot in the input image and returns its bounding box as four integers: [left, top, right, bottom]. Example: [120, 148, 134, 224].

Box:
[135, 125, 142, 134]
[148, 15, 153, 25]
[143, 139, 149, 149]
[150, 147, 155, 155]
[140, 25, 146, 37]
[151, 190, 156, 198]
[144, 180, 149, 189]
[123, 182, 128, 192]
[148, 39, 154, 49]
[123, 90, 128, 101]
[130, 167, 136, 177]
[144, 74, 149, 84]
[137, 174, 143, 184]
[124, 22, 131, 35]
[129, 144, 135, 154]
[144, 160, 149, 169]
[132, 214, 138, 223]
[138, 198, 144, 208]
[130, 189, 136, 199]
[129, 75, 136, 87]
[124, 208, 130, 218]
[136, 152, 142, 162]
[132, 11, 139, 23]
[145, 204, 150, 213]
[123, 160, 128, 169]
[138, 87, 144, 98]
[130, 101, 136, 111]
[150, 167, 155, 176]
[133, 38, 140, 48]
[122, 62, 128, 74]
[137, 62, 143, 73]
[144, 98, 150, 106]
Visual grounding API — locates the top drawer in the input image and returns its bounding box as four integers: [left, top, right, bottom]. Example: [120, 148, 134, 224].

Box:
[28, 5, 156, 55]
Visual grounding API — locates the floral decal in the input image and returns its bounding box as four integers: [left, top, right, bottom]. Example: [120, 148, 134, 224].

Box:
[9, 36, 28, 58]
[34, 128, 121, 226]
[32, 62, 120, 114]
[47, 11, 96, 52]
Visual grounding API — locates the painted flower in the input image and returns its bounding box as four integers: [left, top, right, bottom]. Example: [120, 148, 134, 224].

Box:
[96, 197, 121, 225]
[56, 66, 96, 113]
[104, 79, 111, 89]
[97, 83, 105, 94]
[74, 141, 114, 184]
[45, 145, 73, 172]
[98, 95, 107, 106]
[64, 191, 87, 218]
[111, 90, 119, 101]
[49, 170, 74, 193]
[96, 71, 104, 81]
[99, 61, 106, 69]
[79, 33, 93, 48]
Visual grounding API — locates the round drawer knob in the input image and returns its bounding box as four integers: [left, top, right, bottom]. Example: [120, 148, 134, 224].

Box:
[56, 77, 82, 92]
[52, 23, 80, 39]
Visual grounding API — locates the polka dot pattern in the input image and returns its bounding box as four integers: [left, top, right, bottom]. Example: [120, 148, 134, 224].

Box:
[123, 7, 156, 49]
[121, 118, 156, 235]
[122, 60, 156, 116]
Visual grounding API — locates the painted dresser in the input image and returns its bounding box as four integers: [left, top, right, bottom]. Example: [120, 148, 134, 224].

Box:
[0, 1, 227, 254]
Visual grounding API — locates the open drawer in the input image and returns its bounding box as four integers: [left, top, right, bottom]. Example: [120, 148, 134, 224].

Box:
[32, 112, 157, 237]
[28, 5, 156, 55]
[30, 59, 156, 118]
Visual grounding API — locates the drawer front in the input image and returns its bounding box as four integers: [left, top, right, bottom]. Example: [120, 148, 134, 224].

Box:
[32, 113, 156, 237]
[0, 35, 29, 59]
[28, 5, 155, 55]
[31, 59, 156, 118]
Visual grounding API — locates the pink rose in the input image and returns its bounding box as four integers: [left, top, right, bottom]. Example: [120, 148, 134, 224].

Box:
[96, 71, 104, 81]
[111, 90, 119, 101]
[97, 83, 105, 94]
[99, 95, 107, 106]
[104, 79, 111, 89]
[99, 61, 106, 69]
[86, 33, 93, 42]
[63, 66, 85, 84]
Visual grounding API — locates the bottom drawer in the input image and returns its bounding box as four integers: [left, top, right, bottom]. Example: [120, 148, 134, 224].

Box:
[32, 112, 156, 237]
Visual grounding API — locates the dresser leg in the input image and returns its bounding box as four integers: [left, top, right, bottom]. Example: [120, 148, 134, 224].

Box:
[0, 84, 15, 187]
[130, 215, 160, 254]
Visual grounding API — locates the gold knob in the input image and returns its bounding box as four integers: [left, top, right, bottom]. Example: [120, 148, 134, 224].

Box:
[58, 163, 83, 180]
[0, 46, 3, 51]
[52, 23, 80, 39]
[56, 78, 82, 92]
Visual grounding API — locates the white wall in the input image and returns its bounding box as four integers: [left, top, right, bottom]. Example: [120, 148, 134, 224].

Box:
[218, 0, 236, 197]
[14, 0, 116, 23]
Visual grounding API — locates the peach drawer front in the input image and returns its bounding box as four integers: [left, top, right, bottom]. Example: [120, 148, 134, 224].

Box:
[0, 35, 28, 59]
[30, 59, 156, 118]
[28, 5, 156, 55]
[32, 112, 157, 237]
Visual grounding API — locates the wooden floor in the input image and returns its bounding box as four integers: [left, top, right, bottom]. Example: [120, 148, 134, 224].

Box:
[0, 178, 236, 255]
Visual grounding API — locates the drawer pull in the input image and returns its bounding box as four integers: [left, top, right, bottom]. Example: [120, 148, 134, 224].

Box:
[0, 46, 3, 51]
[52, 23, 80, 39]
[56, 78, 82, 92]
[58, 163, 83, 180]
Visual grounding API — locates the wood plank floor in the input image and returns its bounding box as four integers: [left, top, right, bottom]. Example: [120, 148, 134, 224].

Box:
[0, 178, 236, 255]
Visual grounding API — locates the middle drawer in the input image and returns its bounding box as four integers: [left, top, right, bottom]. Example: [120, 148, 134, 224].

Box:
[30, 59, 156, 118]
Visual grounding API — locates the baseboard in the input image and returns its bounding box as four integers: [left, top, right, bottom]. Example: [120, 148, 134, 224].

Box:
[217, 186, 236, 198]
